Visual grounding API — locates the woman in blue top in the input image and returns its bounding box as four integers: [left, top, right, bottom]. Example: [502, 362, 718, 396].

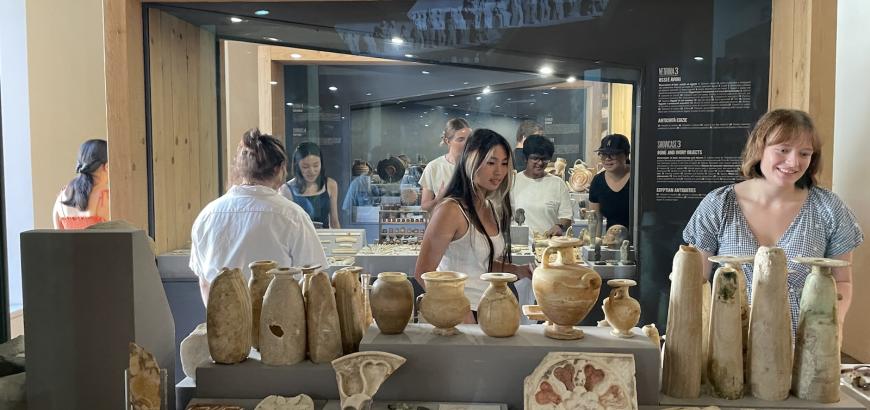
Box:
[280, 142, 341, 229]
[684, 109, 863, 333]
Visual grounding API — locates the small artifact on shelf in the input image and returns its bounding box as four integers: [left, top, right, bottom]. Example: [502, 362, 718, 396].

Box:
[601, 225, 628, 248]
[524, 352, 638, 409]
[249, 260, 278, 351]
[531, 236, 602, 340]
[128, 342, 161, 410]
[207, 267, 252, 364]
[661, 245, 703, 399]
[707, 254, 753, 364]
[259, 267, 306, 366]
[592, 238, 602, 262]
[478, 273, 520, 337]
[747, 246, 792, 401]
[642, 324, 661, 350]
[417, 271, 471, 336]
[254, 394, 314, 410]
[568, 159, 595, 192]
[306, 271, 343, 363]
[602, 279, 640, 338]
[333, 266, 366, 354]
[587, 209, 602, 240]
[521, 304, 549, 322]
[332, 351, 406, 410]
[791, 257, 849, 403]
[299, 264, 322, 303]
[707, 266, 743, 399]
[514, 208, 526, 226]
[618, 240, 634, 265]
[187, 405, 244, 410]
[180, 323, 210, 380]
[370, 272, 414, 334]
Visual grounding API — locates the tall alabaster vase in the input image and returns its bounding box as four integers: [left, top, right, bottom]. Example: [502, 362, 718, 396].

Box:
[333, 266, 366, 354]
[370, 272, 413, 334]
[248, 260, 278, 351]
[259, 267, 306, 365]
[791, 257, 849, 403]
[532, 236, 602, 340]
[748, 246, 792, 401]
[418, 271, 471, 336]
[300, 264, 321, 304]
[207, 267, 251, 364]
[708, 254, 753, 384]
[307, 271, 343, 363]
[662, 245, 703, 398]
[707, 266, 743, 399]
[602, 279, 640, 338]
[478, 273, 520, 337]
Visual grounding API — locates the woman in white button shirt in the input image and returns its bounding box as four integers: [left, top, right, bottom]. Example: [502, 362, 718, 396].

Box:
[190, 129, 328, 305]
[419, 118, 472, 212]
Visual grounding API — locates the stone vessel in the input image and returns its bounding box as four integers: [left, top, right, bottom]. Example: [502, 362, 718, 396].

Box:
[707, 266, 743, 399]
[333, 266, 365, 354]
[708, 254, 753, 382]
[370, 272, 413, 334]
[791, 257, 849, 403]
[532, 236, 602, 340]
[259, 267, 306, 366]
[661, 245, 703, 398]
[299, 264, 321, 303]
[418, 271, 471, 336]
[306, 271, 343, 363]
[748, 246, 792, 401]
[180, 323, 209, 380]
[478, 273, 520, 337]
[602, 279, 640, 338]
[207, 267, 251, 364]
[602, 225, 628, 248]
[248, 260, 278, 351]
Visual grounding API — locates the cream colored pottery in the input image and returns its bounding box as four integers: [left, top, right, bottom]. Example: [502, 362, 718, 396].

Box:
[552, 157, 567, 178]
[602, 225, 628, 248]
[332, 351, 406, 410]
[642, 324, 661, 350]
[791, 257, 849, 403]
[418, 271, 471, 336]
[532, 236, 602, 340]
[299, 264, 322, 303]
[707, 267, 743, 399]
[248, 260, 278, 351]
[259, 267, 306, 366]
[180, 323, 209, 380]
[662, 245, 703, 398]
[747, 246, 792, 401]
[524, 352, 638, 409]
[207, 267, 251, 364]
[602, 279, 640, 338]
[333, 266, 365, 354]
[568, 159, 594, 192]
[255, 394, 314, 410]
[360, 271, 374, 327]
[701, 279, 712, 387]
[708, 254, 753, 385]
[478, 273, 520, 337]
[370, 272, 413, 334]
[306, 271, 343, 363]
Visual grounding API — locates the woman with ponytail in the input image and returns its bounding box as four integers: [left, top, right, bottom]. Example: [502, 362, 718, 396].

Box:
[190, 128, 328, 304]
[414, 129, 533, 322]
[53, 139, 110, 229]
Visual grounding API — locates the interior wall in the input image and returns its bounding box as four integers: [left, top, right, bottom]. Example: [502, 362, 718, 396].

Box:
[835, 0, 870, 363]
[221, 40, 259, 187]
[148, 9, 218, 253]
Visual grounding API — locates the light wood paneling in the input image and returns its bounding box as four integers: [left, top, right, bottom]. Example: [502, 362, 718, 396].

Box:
[148, 9, 218, 253]
[609, 83, 634, 138]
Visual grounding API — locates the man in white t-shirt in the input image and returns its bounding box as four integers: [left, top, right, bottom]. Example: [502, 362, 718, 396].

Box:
[511, 136, 572, 237]
[420, 119, 471, 212]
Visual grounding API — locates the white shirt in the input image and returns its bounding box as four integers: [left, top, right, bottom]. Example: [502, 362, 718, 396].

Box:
[189, 184, 329, 283]
[420, 155, 456, 193]
[511, 172, 573, 234]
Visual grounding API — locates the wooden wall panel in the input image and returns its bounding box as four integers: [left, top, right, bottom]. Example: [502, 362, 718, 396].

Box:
[148, 9, 218, 253]
[610, 83, 634, 139]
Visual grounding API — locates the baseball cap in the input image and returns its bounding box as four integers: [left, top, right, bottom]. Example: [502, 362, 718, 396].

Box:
[596, 134, 631, 155]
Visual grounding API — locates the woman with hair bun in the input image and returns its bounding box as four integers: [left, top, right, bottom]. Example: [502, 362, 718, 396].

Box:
[53, 139, 110, 229]
[190, 128, 328, 304]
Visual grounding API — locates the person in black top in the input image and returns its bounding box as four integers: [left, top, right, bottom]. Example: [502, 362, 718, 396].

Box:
[588, 134, 630, 229]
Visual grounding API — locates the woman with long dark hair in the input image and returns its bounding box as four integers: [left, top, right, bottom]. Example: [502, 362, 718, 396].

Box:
[414, 129, 532, 322]
[53, 139, 110, 229]
[279, 142, 340, 229]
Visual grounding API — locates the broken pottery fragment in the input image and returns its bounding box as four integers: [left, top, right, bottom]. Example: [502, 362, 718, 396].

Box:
[180, 323, 210, 379]
[254, 394, 315, 410]
[524, 352, 638, 410]
[332, 351, 406, 410]
[128, 342, 161, 410]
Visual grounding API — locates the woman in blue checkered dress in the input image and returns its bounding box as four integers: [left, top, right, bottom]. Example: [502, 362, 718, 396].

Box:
[683, 109, 863, 334]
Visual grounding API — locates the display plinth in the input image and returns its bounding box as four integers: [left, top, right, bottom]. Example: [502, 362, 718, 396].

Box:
[659, 391, 865, 409]
[186, 398, 507, 409]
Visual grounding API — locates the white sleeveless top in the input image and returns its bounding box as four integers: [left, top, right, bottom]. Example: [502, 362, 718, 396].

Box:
[436, 200, 505, 310]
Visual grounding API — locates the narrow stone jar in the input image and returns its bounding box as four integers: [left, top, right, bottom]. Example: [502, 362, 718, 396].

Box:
[748, 246, 792, 401]
[248, 260, 278, 351]
[661, 245, 703, 399]
[207, 267, 251, 364]
[478, 273, 520, 337]
[259, 267, 305, 366]
[306, 271, 343, 363]
[333, 266, 365, 354]
[418, 271, 471, 336]
[602, 279, 640, 338]
[370, 272, 413, 334]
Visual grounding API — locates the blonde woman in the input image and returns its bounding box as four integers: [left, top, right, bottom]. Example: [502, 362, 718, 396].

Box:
[419, 118, 472, 212]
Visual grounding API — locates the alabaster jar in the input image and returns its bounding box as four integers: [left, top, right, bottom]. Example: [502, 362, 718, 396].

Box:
[478, 273, 520, 338]
[532, 237, 602, 340]
[370, 272, 414, 334]
[299, 264, 322, 302]
[259, 267, 306, 366]
[418, 271, 471, 336]
[602, 279, 640, 338]
[207, 268, 252, 364]
[248, 260, 278, 351]
[333, 266, 365, 354]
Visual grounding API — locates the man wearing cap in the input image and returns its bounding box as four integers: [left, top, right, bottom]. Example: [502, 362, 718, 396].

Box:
[589, 133, 631, 230]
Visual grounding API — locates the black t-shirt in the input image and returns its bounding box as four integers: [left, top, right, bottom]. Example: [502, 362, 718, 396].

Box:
[588, 172, 630, 228]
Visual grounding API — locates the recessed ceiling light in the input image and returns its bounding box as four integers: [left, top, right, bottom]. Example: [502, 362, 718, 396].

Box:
[550, 86, 557, 90]
[421, 70, 430, 75]
[333, 104, 340, 109]
[404, 54, 414, 58]
[449, 94, 455, 97]
[530, 102, 535, 105]
[539, 66, 554, 76]
[254, 9, 270, 16]
[230, 17, 243, 23]
[495, 105, 501, 108]
[507, 98, 512, 101]
[482, 86, 492, 94]
[264, 37, 279, 42]
[365, 92, 372, 96]
[465, 113, 470, 116]
[475, 96, 482, 100]
[566, 76, 577, 83]
[693, 56, 704, 61]
[286, 102, 293, 106]
[391, 37, 404, 45]
[463, 82, 469, 85]
[341, 116, 345, 119]
[425, 124, 430, 127]
[290, 53, 302, 59]
[270, 81, 278, 85]
[328, 86, 338, 92]
[543, 92, 549, 95]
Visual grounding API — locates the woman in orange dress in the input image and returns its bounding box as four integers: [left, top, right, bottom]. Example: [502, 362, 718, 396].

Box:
[52, 139, 109, 229]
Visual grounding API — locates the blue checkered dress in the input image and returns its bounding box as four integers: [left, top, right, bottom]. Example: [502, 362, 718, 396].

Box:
[683, 185, 864, 332]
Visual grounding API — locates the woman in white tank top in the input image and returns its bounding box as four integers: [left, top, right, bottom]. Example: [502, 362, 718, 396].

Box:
[414, 129, 533, 322]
